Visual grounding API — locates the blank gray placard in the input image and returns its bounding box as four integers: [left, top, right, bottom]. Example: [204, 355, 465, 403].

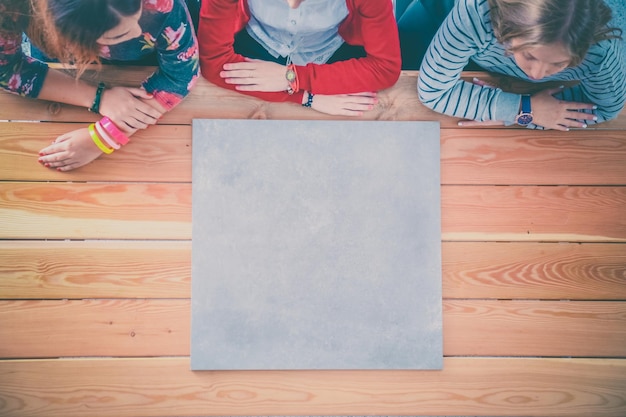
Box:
[191, 119, 442, 370]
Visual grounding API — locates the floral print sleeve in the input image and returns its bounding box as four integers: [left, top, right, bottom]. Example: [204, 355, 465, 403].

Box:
[0, 1, 49, 98]
[139, 0, 199, 110]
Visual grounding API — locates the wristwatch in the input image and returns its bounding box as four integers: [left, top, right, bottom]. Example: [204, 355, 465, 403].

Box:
[515, 94, 533, 126]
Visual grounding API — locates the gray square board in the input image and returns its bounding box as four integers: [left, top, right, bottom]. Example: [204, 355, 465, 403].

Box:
[191, 119, 442, 370]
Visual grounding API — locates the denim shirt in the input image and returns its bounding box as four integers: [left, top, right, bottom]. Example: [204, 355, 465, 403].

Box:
[246, 0, 348, 65]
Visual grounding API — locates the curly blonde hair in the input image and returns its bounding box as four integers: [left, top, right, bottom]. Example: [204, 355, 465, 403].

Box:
[488, 0, 621, 66]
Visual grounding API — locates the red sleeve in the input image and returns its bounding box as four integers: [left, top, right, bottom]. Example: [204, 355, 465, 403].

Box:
[198, 0, 304, 103]
[295, 0, 401, 94]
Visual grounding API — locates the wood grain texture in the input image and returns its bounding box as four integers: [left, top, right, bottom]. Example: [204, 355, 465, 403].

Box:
[440, 129, 626, 185]
[1, 299, 624, 358]
[2, 183, 624, 241]
[0, 240, 190, 299]
[441, 242, 626, 300]
[0, 123, 191, 182]
[1, 67, 625, 417]
[1, 241, 624, 300]
[2, 123, 626, 185]
[0, 182, 190, 239]
[0, 357, 624, 417]
[442, 185, 626, 242]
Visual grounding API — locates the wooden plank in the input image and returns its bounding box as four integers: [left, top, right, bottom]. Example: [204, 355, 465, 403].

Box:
[1, 241, 624, 300]
[441, 129, 626, 185]
[443, 185, 626, 242]
[2, 183, 624, 241]
[442, 242, 626, 300]
[0, 357, 624, 417]
[0, 182, 191, 240]
[2, 68, 625, 128]
[1, 299, 624, 358]
[3, 123, 626, 185]
[0, 123, 191, 182]
[0, 240, 190, 299]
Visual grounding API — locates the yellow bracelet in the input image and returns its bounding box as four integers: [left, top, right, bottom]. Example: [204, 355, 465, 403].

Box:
[88, 123, 114, 154]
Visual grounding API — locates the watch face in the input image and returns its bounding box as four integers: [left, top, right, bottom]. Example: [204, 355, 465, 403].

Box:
[286, 69, 296, 82]
[517, 113, 533, 126]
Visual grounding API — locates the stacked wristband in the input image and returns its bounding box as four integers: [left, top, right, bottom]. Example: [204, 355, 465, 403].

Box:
[88, 123, 114, 154]
[99, 116, 130, 145]
[87, 117, 130, 154]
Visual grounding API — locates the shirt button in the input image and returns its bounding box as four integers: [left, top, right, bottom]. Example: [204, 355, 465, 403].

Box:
[290, 19, 296, 25]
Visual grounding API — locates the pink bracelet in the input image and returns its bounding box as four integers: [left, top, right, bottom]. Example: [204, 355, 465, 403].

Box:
[95, 120, 121, 150]
[99, 116, 130, 145]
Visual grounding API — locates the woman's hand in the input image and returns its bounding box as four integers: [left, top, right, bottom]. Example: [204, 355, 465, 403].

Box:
[308, 92, 378, 116]
[220, 58, 290, 92]
[99, 86, 163, 133]
[38, 127, 106, 172]
[530, 87, 598, 131]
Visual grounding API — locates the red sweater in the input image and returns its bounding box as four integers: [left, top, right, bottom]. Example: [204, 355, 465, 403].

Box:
[198, 0, 401, 103]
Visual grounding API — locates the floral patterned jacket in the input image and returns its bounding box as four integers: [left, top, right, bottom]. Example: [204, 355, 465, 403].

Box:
[0, 0, 199, 110]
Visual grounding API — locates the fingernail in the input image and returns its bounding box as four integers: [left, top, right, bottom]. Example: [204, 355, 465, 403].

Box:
[458, 122, 464, 126]
[582, 124, 587, 128]
[593, 116, 598, 121]
[592, 105, 598, 110]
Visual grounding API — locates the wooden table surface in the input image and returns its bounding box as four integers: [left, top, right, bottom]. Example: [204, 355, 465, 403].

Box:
[0, 67, 625, 417]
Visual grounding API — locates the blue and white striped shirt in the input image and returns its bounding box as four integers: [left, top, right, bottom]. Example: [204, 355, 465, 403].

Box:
[417, 0, 626, 126]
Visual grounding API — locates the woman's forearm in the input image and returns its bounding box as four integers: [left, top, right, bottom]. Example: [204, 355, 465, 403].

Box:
[36, 69, 100, 109]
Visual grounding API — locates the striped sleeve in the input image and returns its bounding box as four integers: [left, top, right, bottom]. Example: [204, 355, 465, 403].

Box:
[417, 0, 521, 123]
[556, 39, 626, 125]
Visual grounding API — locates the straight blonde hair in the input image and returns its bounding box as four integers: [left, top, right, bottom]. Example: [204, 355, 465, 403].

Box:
[487, 0, 621, 66]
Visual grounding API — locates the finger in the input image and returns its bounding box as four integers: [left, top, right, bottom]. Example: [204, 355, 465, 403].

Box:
[126, 87, 154, 99]
[38, 149, 69, 166]
[223, 62, 257, 71]
[234, 84, 265, 92]
[224, 76, 257, 86]
[122, 117, 149, 130]
[134, 106, 161, 124]
[553, 124, 570, 132]
[346, 91, 378, 98]
[220, 70, 255, 80]
[471, 77, 494, 88]
[343, 102, 376, 112]
[565, 104, 598, 113]
[55, 161, 85, 172]
[565, 112, 598, 124]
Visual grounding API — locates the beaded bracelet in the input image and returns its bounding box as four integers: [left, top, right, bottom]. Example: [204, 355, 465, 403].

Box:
[88, 123, 114, 154]
[95, 120, 121, 150]
[99, 116, 130, 145]
[303, 92, 314, 108]
[89, 82, 106, 114]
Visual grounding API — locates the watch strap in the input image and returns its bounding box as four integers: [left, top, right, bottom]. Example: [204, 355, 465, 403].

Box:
[520, 94, 531, 114]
